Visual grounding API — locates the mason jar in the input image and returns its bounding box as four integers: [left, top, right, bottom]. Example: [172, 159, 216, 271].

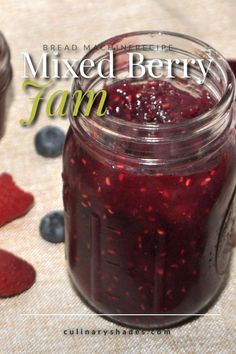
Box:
[63, 31, 236, 329]
[0, 31, 12, 138]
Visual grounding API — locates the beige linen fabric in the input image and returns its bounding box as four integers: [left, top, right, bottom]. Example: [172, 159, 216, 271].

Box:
[0, 0, 235, 353]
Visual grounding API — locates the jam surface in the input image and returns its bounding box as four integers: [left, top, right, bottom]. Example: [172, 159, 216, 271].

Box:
[106, 80, 215, 124]
[63, 79, 236, 328]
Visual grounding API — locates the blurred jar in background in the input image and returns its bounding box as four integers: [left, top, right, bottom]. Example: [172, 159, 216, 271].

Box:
[0, 31, 12, 138]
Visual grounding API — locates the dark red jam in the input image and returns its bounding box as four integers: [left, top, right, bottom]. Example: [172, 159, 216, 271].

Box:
[63, 79, 236, 328]
[228, 60, 236, 77]
[105, 80, 215, 124]
[0, 89, 7, 138]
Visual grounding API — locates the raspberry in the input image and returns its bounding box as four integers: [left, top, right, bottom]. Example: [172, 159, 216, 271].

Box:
[0, 173, 34, 227]
[0, 249, 36, 297]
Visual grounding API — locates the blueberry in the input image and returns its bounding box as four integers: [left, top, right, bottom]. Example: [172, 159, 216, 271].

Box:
[34, 126, 65, 158]
[39, 211, 65, 243]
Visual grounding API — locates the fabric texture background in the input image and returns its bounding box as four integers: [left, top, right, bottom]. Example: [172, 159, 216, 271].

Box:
[0, 0, 235, 353]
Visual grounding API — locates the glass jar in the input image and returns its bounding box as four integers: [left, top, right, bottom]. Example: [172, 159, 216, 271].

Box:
[0, 31, 12, 138]
[63, 31, 236, 329]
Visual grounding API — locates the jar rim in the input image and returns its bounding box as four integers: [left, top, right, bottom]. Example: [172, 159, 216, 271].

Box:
[70, 30, 235, 132]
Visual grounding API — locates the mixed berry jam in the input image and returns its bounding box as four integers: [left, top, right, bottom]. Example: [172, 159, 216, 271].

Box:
[63, 79, 236, 328]
[105, 80, 215, 124]
[229, 60, 236, 77]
